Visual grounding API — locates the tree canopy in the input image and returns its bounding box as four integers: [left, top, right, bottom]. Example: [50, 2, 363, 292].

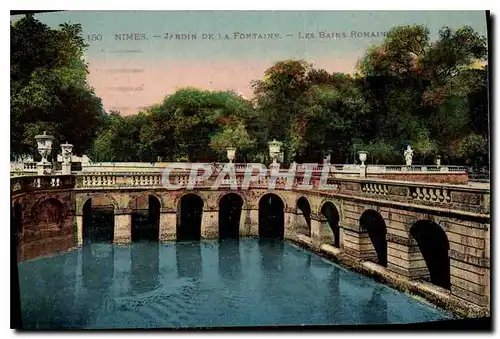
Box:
[11, 17, 489, 167]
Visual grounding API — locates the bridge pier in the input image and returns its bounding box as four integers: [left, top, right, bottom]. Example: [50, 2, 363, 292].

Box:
[75, 214, 83, 246]
[339, 222, 377, 262]
[114, 209, 132, 244]
[284, 208, 297, 241]
[201, 210, 219, 239]
[159, 210, 176, 241]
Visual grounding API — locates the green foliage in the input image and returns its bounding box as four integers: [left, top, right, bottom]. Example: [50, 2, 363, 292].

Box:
[11, 15, 104, 158]
[13, 19, 488, 167]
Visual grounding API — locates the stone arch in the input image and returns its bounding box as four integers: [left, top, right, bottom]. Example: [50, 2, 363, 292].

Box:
[82, 196, 115, 243]
[32, 198, 65, 229]
[217, 191, 247, 208]
[174, 192, 208, 211]
[320, 201, 341, 248]
[177, 193, 204, 241]
[410, 220, 451, 290]
[318, 198, 342, 221]
[295, 196, 312, 237]
[77, 193, 119, 215]
[127, 191, 164, 210]
[129, 194, 161, 242]
[218, 193, 244, 239]
[359, 209, 388, 267]
[258, 193, 285, 239]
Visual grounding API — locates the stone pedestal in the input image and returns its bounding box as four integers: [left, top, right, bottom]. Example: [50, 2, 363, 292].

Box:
[62, 162, 71, 175]
[114, 211, 132, 244]
[159, 211, 177, 241]
[37, 162, 52, 175]
[201, 210, 219, 239]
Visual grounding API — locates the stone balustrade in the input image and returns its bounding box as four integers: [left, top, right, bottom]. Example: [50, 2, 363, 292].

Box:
[11, 175, 75, 194]
[47, 171, 487, 215]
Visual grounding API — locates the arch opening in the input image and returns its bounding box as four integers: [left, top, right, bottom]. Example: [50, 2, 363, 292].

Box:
[13, 202, 22, 238]
[258, 194, 284, 239]
[359, 210, 387, 267]
[219, 193, 243, 239]
[131, 195, 160, 242]
[82, 197, 114, 244]
[177, 194, 203, 241]
[410, 220, 450, 290]
[320, 202, 340, 248]
[296, 197, 311, 237]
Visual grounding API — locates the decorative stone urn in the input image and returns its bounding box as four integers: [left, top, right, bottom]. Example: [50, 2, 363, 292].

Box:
[358, 151, 368, 166]
[226, 147, 236, 163]
[358, 151, 368, 178]
[61, 143, 73, 175]
[34, 131, 55, 175]
[268, 139, 283, 167]
[435, 155, 441, 167]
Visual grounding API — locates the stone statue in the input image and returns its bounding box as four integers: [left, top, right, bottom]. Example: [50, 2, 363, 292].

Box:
[404, 145, 414, 166]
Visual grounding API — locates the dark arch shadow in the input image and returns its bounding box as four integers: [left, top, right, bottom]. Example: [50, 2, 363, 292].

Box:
[258, 194, 284, 239]
[13, 202, 22, 239]
[218, 238, 242, 281]
[410, 220, 451, 290]
[359, 210, 387, 267]
[177, 194, 203, 241]
[130, 242, 160, 294]
[296, 197, 311, 237]
[82, 243, 115, 291]
[219, 193, 243, 239]
[258, 238, 285, 274]
[82, 198, 114, 244]
[176, 241, 202, 279]
[321, 202, 340, 248]
[131, 195, 160, 242]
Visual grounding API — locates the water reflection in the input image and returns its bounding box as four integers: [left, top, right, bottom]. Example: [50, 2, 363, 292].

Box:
[258, 239, 284, 274]
[82, 243, 115, 290]
[130, 241, 159, 294]
[20, 252, 78, 328]
[176, 241, 202, 279]
[218, 239, 241, 281]
[360, 287, 388, 324]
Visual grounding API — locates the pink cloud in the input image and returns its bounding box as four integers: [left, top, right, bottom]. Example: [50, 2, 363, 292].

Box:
[87, 55, 359, 116]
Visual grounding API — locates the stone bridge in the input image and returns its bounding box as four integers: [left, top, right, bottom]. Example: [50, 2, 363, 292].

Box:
[11, 169, 490, 316]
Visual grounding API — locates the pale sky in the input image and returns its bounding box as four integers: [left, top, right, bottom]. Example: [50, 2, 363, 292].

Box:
[11, 11, 488, 115]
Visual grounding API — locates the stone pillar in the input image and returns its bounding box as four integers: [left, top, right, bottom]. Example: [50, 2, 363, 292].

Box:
[201, 210, 219, 239]
[241, 209, 259, 237]
[159, 210, 176, 242]
[339, 221, 377, 261]
[386, 234, 429, 278]
[239, 208, 253, 237]
[114, 209, 132, 244]
[448, 222, 490, 308]
[295, 210, 310, 236]
[310, 218, 322, 247]
[284, 207, 296, 241]
[75, 214, 83, 246]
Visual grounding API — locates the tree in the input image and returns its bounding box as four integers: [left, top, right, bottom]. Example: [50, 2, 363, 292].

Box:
[11, 15, 105, 158]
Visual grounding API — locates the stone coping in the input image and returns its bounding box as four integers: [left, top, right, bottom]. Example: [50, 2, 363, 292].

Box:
[289, 234, 489, 319]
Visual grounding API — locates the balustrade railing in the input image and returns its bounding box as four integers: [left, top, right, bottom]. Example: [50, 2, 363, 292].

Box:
[11, 171, 489, 214]
[11, 175, 75, 194]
